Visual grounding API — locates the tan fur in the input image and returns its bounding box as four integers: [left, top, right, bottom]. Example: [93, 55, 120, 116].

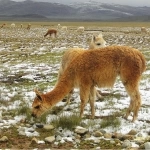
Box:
[31, 45, 146, 122]
[77, 26, 85, 32]
[61, 26, 67, 31]
[27, 24, 31, 30]
[141, 27, 147, 33]
[57, 34, 106, 104]
[44, 29, 57, 37]
[0, 23, 6, 29]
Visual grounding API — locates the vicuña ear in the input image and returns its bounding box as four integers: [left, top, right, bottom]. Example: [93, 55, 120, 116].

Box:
[98, 33, 103, 38]
[34, 89, 42, 95]
[34, 89, 42, 101]
[92, 35, 96, 42]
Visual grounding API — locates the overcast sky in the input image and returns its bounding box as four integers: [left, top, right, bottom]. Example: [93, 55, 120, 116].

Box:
[13, 0, 150, 7]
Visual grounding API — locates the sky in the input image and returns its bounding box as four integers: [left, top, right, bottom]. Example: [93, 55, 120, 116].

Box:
[12, 0, 150, 7]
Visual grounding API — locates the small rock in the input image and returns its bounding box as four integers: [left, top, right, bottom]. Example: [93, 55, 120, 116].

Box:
[45, 136, 55, 143]
[136, 132, 143, 137]
[36, 123, 44, 128]
[43, 124, 54, 130]
[60, 139, 65, 144]
[28, 128, 35, 133]
[104, 133, 112, 139]
[74, 126, 88, 135]
[54, 141, 59, 145]
[95, 147, 101, 150]
[31, 137, 38, 144]
[122, 134, 134, 140]
[144, 142, 150, 150]
[0, 120, 3, 123]
[94, 131, 103, 137]
[64, 137, 73, 142]
[122, 140, 132, 148]
[55, 135, 62, 141]
[26, 124, 32, 128]
[17, 127, 25, 132]
[0, 136, 8, 142]
[128, 129, 137, 135]
[18, 131, 26, 136]
[110, 140, 115, 144]
[112, 132, 123, 139]
[94, 139, 100, 144]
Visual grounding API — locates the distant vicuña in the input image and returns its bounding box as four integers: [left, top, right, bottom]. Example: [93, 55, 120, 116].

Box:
[31, 45, 146, 122]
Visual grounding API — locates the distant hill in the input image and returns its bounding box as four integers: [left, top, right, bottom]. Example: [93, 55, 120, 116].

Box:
[0, 0, 150, 21]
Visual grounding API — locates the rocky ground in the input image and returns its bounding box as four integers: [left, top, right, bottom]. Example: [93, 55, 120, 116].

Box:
[0, 25, 150, 149]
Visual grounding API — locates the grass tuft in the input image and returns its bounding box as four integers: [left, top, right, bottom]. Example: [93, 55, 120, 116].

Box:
[51, 113, 82, 130]
[100, 115, 121, 128]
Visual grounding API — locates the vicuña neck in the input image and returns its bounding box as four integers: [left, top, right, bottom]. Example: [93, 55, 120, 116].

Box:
[43, 72, 74, 107]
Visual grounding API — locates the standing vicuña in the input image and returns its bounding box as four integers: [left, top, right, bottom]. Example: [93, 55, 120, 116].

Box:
[31, 45, 146, 122]
[57, 33, 106, 104]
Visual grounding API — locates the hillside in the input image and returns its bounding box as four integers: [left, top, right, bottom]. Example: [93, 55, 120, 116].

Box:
[0, 0, 150, 21]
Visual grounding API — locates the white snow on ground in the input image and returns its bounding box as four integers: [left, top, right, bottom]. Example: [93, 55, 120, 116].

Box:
[0, 26, 150, 144]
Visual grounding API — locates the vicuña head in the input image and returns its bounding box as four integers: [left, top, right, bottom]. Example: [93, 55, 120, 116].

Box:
[31, 89, 49, 118]
[89, 33, 106, 49]
[31, 45, 146, 122]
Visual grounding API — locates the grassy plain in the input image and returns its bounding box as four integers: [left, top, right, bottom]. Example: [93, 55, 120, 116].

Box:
[0, 21, 150, 149]
[1, 21, 150, 28]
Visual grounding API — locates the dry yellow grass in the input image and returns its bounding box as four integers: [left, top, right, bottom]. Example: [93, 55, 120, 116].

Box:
[1, 21, 150, 28]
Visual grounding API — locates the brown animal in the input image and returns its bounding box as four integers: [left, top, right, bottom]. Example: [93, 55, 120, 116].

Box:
[57, 34, 106, 104]
[31, 45, 146, 122]
[27, 24, 31, 30]
[141, 27, 147, 33]
[0, 23, 6, 29]
[44, 29, 57, 37]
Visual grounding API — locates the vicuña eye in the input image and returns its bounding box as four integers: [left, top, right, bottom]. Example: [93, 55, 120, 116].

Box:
[35, 106, 40, 109]
[97, 43, 101, 45]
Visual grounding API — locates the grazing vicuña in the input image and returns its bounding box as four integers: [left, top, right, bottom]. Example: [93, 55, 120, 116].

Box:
[44, 29, 57, 37]
[31, 45, 146, 122]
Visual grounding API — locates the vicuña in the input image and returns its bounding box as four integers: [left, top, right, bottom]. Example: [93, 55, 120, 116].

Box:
[44, 29, 57, 37]
[31, 45, 146, 122]
[57, 33, 106, 104]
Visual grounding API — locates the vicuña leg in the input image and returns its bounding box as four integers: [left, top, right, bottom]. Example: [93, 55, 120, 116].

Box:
[89, 86, 96, 119]
[66, 89, 74, 105]
[124, 82, 141, 122]
[79, 86, 91, 118]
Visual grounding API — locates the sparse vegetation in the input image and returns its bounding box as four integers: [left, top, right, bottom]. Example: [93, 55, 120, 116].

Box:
[16, 103, 32, 120]
[0, 21, 149, 149]
[51, 113, 82, 130]
[100, 115, 121, 128]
